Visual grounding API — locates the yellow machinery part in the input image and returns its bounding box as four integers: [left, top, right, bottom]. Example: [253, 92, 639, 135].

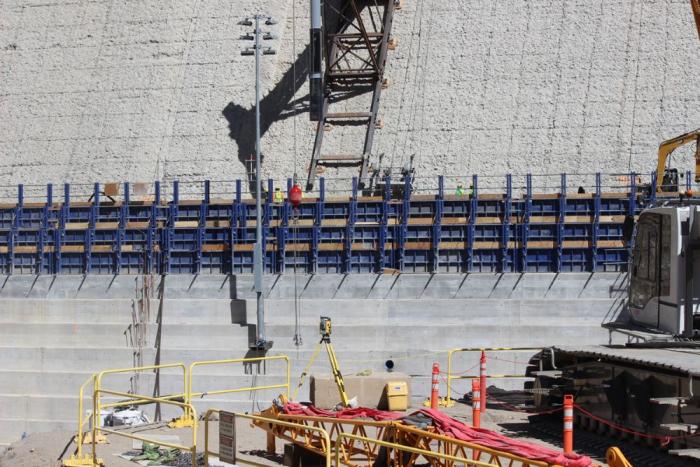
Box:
[606, 447, 633, 467]
[324, 337, 350, 407]
[62, 454, 104, 466]
[655, 129, 700, 191]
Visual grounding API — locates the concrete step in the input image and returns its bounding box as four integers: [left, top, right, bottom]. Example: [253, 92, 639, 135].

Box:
[0, 347, 140, 372]
[256, 323, 610, 351]
[0, 370, 291, 397]
[0, 393, 286, 421]
[0, 273, 627, 301]
[0, 323, 135, 347]
[0, 298, 133, 323]
[262, 298, 618, 325]
[0, 323, 252, 347]
[0, 343, 548, 378]
[0, 298, 248, 325]
[238, 273, 625, 300]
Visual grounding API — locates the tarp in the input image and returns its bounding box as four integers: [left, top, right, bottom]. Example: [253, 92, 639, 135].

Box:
[418, 408, 592, 467]
[282, 402, 404, 421]
[281, 404, 592, 467]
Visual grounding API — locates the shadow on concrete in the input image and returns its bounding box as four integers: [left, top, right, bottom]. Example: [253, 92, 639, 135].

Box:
[222, 43, 367, 192]
[222, 44, 312, 192]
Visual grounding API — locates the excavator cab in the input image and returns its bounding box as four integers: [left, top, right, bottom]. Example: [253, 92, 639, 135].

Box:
[628, 204, 700, 337]
[660, 168, 679, 193]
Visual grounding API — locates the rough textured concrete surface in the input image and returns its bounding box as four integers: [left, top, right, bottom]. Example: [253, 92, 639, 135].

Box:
[1, 0, 699, 196]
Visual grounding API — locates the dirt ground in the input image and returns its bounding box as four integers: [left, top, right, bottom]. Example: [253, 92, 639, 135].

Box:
[0, 401, 579, 467]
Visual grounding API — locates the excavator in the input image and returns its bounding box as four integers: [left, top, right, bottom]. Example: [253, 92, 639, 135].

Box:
[654, 129, 700, 193]
[529, 2, 700, 461]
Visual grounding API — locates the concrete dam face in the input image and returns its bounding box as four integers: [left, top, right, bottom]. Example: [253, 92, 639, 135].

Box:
[1, 0, 699, 195]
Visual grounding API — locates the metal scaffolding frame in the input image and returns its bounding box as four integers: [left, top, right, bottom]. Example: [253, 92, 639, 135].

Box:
[307, 0, 397, 191]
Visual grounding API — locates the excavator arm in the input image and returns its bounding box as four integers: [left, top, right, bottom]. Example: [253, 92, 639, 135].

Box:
[655, 129, 700, 192]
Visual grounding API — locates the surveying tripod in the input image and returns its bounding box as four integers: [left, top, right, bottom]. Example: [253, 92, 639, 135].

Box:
[294, 316, 350, 407]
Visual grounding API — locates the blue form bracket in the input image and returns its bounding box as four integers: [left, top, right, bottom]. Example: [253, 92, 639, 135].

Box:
[230, 180, 241, 273]
[85, 183, 99, 274]
[501, 175, 512, 272]
[466, 175, 478, 272]
[344, 178, 358, 273]
[312, 178, 325, 274]
[521, 175, 532, 272]
[592, 173, 601, 271]
[399, 176, 411, 271]
[38, 184, 52, 274]
[116, 182, 128, 274]
[432, 176, 444, 272]
[556, 174, 566, 272]
[377, 176, 390, 273]
[9, 184, 23, 274]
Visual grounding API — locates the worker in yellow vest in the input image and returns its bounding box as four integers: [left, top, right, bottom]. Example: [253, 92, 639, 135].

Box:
[273, 187, 284, 204]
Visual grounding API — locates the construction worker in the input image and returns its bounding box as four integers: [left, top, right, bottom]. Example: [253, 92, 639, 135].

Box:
[455, 184, 465, 196]
[273, 187, 284, 204]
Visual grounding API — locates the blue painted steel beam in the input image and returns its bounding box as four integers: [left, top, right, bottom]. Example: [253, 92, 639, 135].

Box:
[521, 174, 532, 272]
[466, 175, 478, 272]
[501, 175, 512, 272]
[0, 173, 666, 275]
[432, 176, 444, 272]
[592, 173, 601, 271]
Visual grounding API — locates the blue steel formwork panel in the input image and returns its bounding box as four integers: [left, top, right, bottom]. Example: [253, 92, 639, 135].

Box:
[0, 173, 667, 275]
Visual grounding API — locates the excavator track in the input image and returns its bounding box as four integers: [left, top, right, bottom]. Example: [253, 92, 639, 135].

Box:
[528, 346, 700, 462]
[528, 414, 699, 467]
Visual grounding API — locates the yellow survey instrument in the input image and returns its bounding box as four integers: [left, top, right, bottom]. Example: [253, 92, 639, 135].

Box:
[293, 316, 350, 407]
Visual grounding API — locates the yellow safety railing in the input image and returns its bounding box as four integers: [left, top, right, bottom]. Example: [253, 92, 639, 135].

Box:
[446, 347, 543, 404]
[180, 355, 290, 425]
[91, 389, 198, 467]
[66, 356, 292, 464]
[93, 362, 188, 429]
[203, 409, 332, 467]
[334, 432, 498, 467]
[63, 375, 99, 466]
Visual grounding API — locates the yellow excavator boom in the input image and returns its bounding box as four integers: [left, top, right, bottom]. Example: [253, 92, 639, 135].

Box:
[655, 129, 700, 192]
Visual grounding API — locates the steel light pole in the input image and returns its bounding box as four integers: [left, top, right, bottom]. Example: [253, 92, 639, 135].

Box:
[241, 15, 277, 351]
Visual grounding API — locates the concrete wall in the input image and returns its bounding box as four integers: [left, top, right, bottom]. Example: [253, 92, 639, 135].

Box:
[1, 1, 699, 198]
[0, 272, 626, 445]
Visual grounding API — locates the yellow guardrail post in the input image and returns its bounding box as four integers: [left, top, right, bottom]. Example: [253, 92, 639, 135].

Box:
[203, 409, 331, 467]
[333, 432, 499, 467]
[92, 389, 197, 467]
[63, 374, 103, 467]
[446, 348, 456, 406]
